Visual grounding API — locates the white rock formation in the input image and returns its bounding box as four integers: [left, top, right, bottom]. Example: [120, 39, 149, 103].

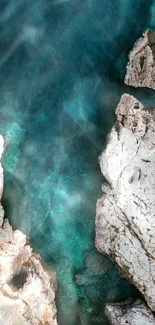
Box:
[105, 299, 155, 325]
[125, 29, 155, 89]
[0, 136, 58, 325]
[95, 93, 155, 311]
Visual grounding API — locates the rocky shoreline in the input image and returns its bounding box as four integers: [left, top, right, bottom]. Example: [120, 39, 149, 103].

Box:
[96, 30, 155, 324]
[125, 29, 155, 89]
[0, 136, 58, 325]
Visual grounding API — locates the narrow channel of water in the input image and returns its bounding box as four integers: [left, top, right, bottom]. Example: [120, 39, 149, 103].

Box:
[0, 1, 155, 324]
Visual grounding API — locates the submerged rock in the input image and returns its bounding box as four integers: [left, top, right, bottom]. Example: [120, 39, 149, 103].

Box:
[95, 93, 155, 311]
[105, 299, 155, 325]
[0, 136, 57, 324]
[75, 249, 112, 286]
[125, 29, 155, 89]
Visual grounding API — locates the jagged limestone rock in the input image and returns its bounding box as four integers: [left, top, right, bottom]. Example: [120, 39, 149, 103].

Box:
[105, 299, 155, 325]
[0, 136, 58, 325]
[95, 93, 155, 311]
[125, 29, 155, 89]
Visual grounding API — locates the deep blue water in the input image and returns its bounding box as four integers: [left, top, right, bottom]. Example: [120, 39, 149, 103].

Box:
[1, 1, 155, 324]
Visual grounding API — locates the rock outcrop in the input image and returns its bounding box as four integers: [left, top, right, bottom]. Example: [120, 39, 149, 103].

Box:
[105, 299, 155, 325]
[0, 136, 58, 324]
[125, 29, 155, 89]
[95, 93, 155, 311]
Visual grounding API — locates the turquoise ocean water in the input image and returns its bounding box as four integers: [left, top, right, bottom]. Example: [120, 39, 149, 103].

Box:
[1, 1, 155, 324]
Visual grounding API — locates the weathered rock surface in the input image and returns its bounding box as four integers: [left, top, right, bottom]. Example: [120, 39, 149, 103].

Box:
[125, 29, 155, 89]
[105, 299, 155, 325]
[0, 136, 58, 324]
[95, 93, 155, 311]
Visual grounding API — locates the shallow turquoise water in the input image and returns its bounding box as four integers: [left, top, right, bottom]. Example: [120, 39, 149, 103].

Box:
[0, 1, 155, 324]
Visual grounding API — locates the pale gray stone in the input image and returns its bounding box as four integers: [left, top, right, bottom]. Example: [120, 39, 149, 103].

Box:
[96, 94, 155, 311]
[105, 299, 155, 325]
[125, 29, 155, 89]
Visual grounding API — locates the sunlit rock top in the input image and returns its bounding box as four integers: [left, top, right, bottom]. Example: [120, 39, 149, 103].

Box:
[0, 138, 58, 325]
[105, 299, 155, 325]
[125, 29, 155, 89]
[96, 94, 155, 311]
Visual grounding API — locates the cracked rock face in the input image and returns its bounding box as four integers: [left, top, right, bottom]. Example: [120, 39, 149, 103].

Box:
[95, 93, 155, 311]
[125, 29, 155, 89]
[105, 299, 155, 325]
[0, 136, 58, 325]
